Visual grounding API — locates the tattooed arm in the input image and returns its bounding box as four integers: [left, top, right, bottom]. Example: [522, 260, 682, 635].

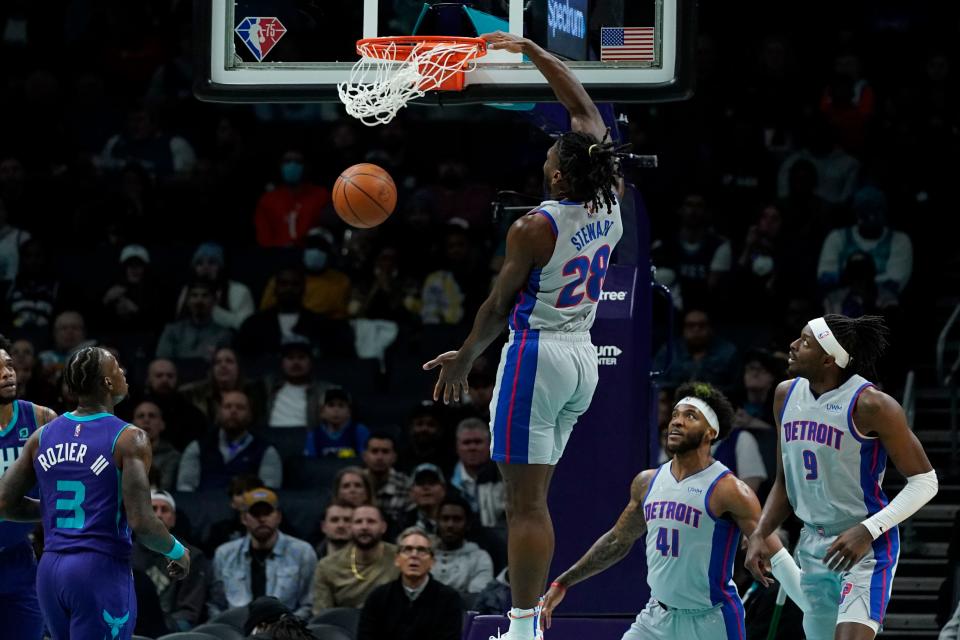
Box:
[556, 470, 652, 586]
[540, 470, 653, 628]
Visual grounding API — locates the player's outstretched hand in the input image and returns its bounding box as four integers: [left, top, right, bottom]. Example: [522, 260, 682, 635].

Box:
[744, 532, 774, 587]
[823, 524, 873, 573]
[167, 547, 191, 581]
[480, 31, 528, 53]
[422, 350, 470, 405]
[540, 583, 566, 631]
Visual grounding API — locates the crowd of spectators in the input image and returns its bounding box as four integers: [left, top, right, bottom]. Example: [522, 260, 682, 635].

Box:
[0, 1, 957, 638]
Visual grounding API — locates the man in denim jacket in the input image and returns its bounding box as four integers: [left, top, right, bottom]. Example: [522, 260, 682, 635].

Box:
[209, 488, 317, 619]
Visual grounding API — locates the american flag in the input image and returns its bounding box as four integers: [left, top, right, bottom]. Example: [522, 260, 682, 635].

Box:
[600, 27, 655, 61]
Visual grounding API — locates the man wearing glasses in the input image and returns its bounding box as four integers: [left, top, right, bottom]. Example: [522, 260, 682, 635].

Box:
[357, 527, 464, 640]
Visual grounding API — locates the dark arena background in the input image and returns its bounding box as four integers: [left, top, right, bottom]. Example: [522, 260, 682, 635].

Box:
[0, 1, 958, 639]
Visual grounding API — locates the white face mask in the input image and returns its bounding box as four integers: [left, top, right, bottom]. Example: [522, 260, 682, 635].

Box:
[303, 249, 328, 272]
[751, 254, 775, 277]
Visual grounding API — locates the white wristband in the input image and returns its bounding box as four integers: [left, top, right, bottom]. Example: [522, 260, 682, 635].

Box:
[861, 469, 938, 540]
[769, 548, 812, 613]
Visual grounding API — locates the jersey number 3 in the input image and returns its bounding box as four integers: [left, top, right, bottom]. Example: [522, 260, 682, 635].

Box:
[557, 245, 611, 307]
[55, 479, 86, 529]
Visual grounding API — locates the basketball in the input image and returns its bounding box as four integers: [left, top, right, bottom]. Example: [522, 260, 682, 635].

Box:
[332, 163, 397, 228]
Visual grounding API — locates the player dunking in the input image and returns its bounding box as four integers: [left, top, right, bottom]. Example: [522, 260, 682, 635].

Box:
[745, 315, 938, 640]
[0, 347, 190, 640]
[424, 30, 625, 640]
[0, 334, 58, 640]
[539, 383, 808, 640]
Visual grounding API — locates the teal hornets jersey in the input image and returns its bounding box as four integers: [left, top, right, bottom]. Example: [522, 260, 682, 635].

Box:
[33, 412, 133, 559]
[642, 461, 742, 611]
[780, 375, 889, 528]
[0, 400, 40, 549]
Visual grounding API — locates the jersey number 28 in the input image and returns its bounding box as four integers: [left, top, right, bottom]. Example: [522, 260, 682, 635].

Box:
[557, 244, 611, 307]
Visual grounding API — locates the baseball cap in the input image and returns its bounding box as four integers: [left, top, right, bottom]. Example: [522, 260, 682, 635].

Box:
[243, 487, 279, 511]
[412, 463, 445, 485]
[323, 387, 352, 406]
[119, 244, 150, 265]
[279, 334, 312, 356]
[150, 490, 176, 510]
[192, 242, 225, 266]
[244, 596, 291, 635]
[408, 399, 443, 423]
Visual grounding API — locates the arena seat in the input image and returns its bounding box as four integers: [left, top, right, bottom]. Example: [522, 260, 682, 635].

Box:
[209, 606, 249, 630]
[277, 488, 332, 540]
[309, 607, 360, 637]
[283, 455, 355, 491]
[352, 392, 412, 431]
[305, 623, 353, 640]
[189, 623, 245, 640]
[262, 426, 308, 460]
[312, 357, 381, 397]
[170, 357, 212, 385]
[171, 490, 234, 542]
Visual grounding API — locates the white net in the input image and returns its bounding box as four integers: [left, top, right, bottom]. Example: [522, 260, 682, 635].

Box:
[338, 40, 482, 127]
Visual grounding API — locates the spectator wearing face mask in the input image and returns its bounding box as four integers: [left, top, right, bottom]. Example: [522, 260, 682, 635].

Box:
[254, 149, 332, 248]
[817, 185, 912, 308]
[259, 227, 351, 320]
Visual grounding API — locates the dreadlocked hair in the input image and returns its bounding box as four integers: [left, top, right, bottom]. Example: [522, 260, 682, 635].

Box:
[556, 128, 629, 214]
[823, 314, 890, 381]
[0, 333, 11, 353]
[674, 381, 735, 441]
[63, 346, 106, 397]
[267, 614, 317, 639]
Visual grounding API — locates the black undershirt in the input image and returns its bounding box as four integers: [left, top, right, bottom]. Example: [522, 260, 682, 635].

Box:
[250, 548, 271, 598]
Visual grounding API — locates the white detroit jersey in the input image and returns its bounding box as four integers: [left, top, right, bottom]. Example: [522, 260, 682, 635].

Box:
[641, 460, 745, 639]
[507, 198, 622, 334]
[779, 374, 890, 528]
[489, 198, 621, 466]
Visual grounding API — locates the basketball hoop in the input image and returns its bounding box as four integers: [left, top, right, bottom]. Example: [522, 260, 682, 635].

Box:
[338, 36, 487, 127]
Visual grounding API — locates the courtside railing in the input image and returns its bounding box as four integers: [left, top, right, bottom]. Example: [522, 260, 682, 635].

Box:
[936, 303, 960, 476]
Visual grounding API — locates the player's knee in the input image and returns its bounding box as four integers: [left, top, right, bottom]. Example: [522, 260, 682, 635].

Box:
[504, 495, 550, 520]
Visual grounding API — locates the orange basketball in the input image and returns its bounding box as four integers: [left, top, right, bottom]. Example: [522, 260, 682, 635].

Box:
[332, 163, 397, 228]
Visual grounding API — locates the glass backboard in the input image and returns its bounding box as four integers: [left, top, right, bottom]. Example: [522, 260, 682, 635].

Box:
[194, 0, 696, 104]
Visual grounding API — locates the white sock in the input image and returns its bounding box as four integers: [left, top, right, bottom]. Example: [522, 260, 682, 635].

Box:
[508, 607, 537, 640]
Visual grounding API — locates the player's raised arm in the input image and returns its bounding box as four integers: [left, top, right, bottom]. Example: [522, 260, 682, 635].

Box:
[0, 429, 41, 522]
[481, 31, 606, 140]
[116, 426, 191, 580]
[539, 469, 654, 630]
[423, 213, 554, 404]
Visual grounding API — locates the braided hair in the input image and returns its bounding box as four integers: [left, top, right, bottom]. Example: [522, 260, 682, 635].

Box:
[556, 129, 627, 213]
[823, 314, 890, 381]
[265, 614, 318, 639]
[674, 381, 735, 441]
[63, 347, 106, 397]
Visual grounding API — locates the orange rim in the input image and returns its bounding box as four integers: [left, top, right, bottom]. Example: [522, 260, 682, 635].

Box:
[356, 36, 487, 60]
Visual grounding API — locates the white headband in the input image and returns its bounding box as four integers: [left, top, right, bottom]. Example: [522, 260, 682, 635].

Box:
[676, 397, 719, 434]
[151, 490, 176, 511]
[808, 317, 850, 368]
